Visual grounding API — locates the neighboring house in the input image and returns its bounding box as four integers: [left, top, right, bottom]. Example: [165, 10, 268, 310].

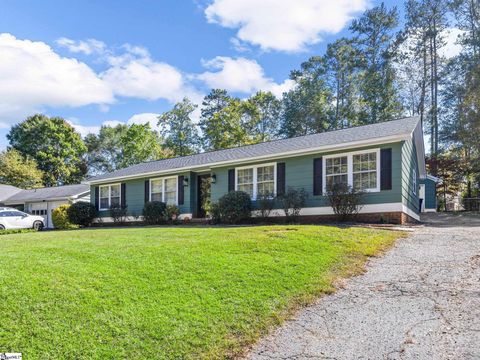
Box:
[85, 116, 431, 224]
[0, 184, 23, 206]
[2, 184, 90, 228]
[419, 175, 441, 212]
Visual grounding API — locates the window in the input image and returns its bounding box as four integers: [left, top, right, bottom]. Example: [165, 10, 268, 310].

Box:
[150, 177, 178, 205]
[412, 169, 417, 195]
[99, 184, 121, 210]
[323, 149, 380, 193]
[236, 163, 276, 199]
[325, 156, 348, 189]
[353, 152, 377, 191]
[237, 168, 254, 197]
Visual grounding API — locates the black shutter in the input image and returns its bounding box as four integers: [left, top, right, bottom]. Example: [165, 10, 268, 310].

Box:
[228, 169, 235, 192]
[313, 157, 323, 195]
[144, 180, 150, 203]
[178, 176, 184, 205]
[277, 162, 286, 196]
[380, 148, 392, 190]
[94, 186, 99, 211]
[121, 183, 126, 207]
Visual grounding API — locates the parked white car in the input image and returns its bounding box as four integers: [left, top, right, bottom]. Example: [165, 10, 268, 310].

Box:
[0, 208, 44, 230]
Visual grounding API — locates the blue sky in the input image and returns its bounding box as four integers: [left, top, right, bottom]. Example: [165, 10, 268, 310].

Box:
[0, 0, 406, 149]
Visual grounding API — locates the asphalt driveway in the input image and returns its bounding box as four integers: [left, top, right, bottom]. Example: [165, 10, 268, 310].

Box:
[246, 213, 480, 359]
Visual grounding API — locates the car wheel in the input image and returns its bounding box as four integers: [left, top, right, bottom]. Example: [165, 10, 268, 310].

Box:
[33, 221, 44, 231]
[0, 224, 5, 230]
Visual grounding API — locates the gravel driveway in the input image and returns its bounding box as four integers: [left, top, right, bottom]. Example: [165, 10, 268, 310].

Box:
[246, 213, 480, 360]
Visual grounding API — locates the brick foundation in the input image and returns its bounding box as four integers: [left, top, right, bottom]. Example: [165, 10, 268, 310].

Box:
[288, 212, 419, 225]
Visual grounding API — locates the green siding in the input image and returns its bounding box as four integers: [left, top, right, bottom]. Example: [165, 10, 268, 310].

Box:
[420, 178, 437, 209]
[211, 142, 403, 209]
[401, 138, 420, 214]
[91, 171, 192, 218]
[92, 141, 411, 218]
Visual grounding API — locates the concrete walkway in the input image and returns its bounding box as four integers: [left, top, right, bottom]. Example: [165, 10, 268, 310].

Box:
[246, 213, 480, 359]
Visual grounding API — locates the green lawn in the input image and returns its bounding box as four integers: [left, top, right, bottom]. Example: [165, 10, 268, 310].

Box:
[0, 225, 402, 359]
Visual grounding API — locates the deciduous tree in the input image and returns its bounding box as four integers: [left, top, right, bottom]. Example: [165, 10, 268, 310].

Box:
[7, 114, 87, 186]
[0, 149, 44, 189]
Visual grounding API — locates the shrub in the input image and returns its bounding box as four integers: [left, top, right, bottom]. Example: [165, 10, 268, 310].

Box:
[165, 204, 180, 223]
[256, 193, 275, 221]
[110, 204, 128, 224]
[277, 187, 308, 223]
[217, 191, 252, 224]
[52, 204, 77, 229]
[67, 202, 97, 227]
[142, 201, 167, 225]
[326, 183, 364, 221]
[209, 203, 222, 224]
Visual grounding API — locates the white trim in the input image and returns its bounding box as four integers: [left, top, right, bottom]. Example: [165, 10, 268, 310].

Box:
[322, 148, 381, 194]
[99, 183, 121, 211]
[426, 174, 442, 184]
[149, 176, 179, 205]
[85, 134, 410, 185]
[252, 202, 420, 221]
[423, 208, 437, 213]
[235, 162, 277, 200]
[402, 204, 421, 221]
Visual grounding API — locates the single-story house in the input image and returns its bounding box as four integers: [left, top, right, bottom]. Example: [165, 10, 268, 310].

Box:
[1, 184, 90, 228]
[85, 116, 433, 224]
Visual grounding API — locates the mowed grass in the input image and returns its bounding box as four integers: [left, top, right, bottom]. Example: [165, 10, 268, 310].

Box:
[0, 225, 402, 359]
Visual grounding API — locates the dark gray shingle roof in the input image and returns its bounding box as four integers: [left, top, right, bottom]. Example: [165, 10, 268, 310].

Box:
[0, 185, 23, 202]
[4, 184, 90, 203]
[89, 116, 420, 183]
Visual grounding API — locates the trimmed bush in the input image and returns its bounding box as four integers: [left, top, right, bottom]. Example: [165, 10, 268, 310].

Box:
[67, 202, 97, 227]
[217, 191, 252, 224]
[256, 194, 275, 220]
[52, 204, 77, 229]
[326, 183, 364, 221]
[110, 204, 128, 224]
[143, 201, 167, 225]
[209, 203, 222, 224]
[277, 187, 308, 223]
[165, 205, 180, 223]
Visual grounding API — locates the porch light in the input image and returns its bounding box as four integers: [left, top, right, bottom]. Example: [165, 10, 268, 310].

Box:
[183, 177, 189, 186]
[211, 174, 216, 184]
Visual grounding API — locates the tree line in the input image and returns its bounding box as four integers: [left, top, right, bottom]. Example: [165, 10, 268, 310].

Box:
[1, 1, 478, 202]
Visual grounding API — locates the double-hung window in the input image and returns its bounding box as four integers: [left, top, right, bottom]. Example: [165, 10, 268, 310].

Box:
[353, 152, 377, 191]
[150, 176, 178, 205]
[323, 149, 380, 193]
[99, 184, 121, 210]
[236, 163, 276, 199]
[325, 156, 348, 189]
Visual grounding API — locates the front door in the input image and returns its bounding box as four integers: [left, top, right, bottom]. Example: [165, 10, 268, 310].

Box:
[197, 174, 211, 218]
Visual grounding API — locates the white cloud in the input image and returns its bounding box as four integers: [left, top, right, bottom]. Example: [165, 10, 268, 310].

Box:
[67, 120, 101, 138]
[127, 113, 161, 131]
[205, 0, 368, 52]
[197, 56, 294, 97]
[102, 120, 124, 128]
[441, 28, 466, 59]
[0, 33, 114, 125]
[101, 47, 202, 103]
[56, 37, 106, 55]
